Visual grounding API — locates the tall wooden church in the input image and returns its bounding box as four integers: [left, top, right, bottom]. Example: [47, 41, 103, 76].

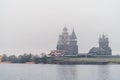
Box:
[56, 27, 78, 55]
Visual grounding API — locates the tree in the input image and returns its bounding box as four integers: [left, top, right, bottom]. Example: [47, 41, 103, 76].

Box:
[2, 54, 8, 62]
[8, 55, 17, 63]
[41, 55, 48, 64]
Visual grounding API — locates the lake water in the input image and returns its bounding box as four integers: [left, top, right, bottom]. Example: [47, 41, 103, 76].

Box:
[0, 64, 120, 80]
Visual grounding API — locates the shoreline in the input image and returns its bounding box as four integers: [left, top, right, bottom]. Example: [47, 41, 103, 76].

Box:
[2, 56, 120, 65]
[46, 56, 120, 65]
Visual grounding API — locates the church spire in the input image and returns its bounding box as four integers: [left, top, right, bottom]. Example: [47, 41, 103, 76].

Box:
[70, 28, 77, 39]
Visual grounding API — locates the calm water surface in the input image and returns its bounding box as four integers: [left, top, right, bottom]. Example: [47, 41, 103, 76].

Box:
[0, 64, 120, 80]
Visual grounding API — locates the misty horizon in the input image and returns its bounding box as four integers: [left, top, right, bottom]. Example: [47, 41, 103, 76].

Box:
[0, 0, 120, 55]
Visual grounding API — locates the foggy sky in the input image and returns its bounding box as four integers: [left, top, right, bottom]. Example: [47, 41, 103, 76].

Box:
[0, 0, 120, 55]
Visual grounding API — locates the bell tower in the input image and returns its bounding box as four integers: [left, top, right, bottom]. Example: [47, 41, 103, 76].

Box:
[69, 28, 78, 55]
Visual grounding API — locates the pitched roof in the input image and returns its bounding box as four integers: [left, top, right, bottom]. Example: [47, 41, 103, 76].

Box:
[70, 29, 77, 39]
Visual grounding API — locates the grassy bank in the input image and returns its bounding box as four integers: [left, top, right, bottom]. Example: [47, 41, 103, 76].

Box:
[47, 57, 120, 64]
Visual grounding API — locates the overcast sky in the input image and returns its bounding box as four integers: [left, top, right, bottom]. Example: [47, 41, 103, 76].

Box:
[0, 0, 120, 55]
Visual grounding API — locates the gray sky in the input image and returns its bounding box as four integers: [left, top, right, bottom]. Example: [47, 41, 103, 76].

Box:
[0, 0, 120, 55]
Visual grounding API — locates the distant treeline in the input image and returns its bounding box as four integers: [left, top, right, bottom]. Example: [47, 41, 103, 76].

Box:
[2, 54, 48, 64]
[2, 54, 120, 64]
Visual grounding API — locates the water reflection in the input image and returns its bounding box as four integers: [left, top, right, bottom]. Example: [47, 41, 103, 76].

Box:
[97, 65, 110, 80]
[1, 64, 120, 80]
[56, 65, 77, 80]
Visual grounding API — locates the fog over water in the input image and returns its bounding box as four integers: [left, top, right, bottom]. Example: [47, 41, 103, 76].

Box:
[0, 0, 120, 55]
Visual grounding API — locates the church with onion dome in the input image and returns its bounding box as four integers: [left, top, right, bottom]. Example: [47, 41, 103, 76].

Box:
[49, 27, 113, 57]
[56, 27, 78, 56]
[88, 34, 112, 55]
